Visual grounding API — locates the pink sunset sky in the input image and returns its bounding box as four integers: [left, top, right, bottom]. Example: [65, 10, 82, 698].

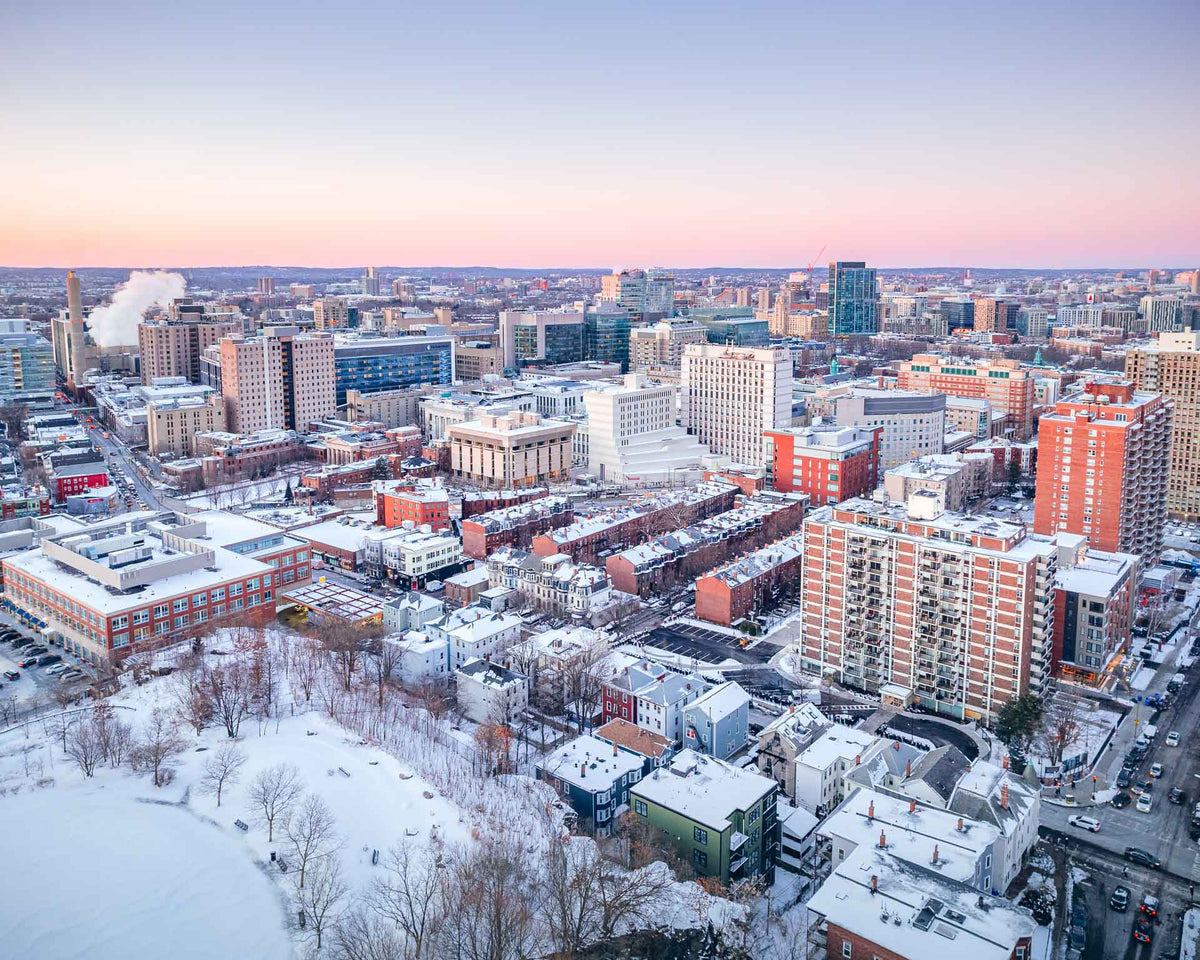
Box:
[2, 0, 1197, 269]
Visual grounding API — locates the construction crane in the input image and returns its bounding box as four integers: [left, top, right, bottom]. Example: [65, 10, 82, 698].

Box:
[805, 244, 827, 292]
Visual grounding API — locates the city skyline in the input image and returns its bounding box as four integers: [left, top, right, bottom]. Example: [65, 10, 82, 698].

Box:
[3, 0, 1197, 268]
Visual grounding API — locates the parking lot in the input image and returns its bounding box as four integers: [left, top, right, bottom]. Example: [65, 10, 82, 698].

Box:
[643, 623, 776, 665]
[0, 623, 92, 716]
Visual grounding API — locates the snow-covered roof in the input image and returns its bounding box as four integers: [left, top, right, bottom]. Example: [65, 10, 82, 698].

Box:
[820, 788, 999, 885]
[684, 681, 750, 724]
[445, 566, 490, 588]
[631, 750, 777, 832]
[797, 725, 879, 771]
[760, 702, 829, 750]
[807, 845, 1035, 960]
[539, 734, 644, 792]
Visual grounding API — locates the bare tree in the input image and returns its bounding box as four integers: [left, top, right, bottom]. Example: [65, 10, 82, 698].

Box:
[1040, 697, 1084, 768]
[64, 717, 104, 777]
[200, 743, 247, 807]
[541, 837, 603, 958]
[132, 707, 185, 787]
[292, 639, 324, 704]
[285, 793, 341, 888]
[366, 839, 445, 959]
[208, 658, 252, 738]
[366, 637, 403, 709]
[248, 762, 305, 841]
[323, 621, 377, 692]
[594, 859, 674, 942]
[560, 640, 611, 734]
[437, 841, 540, 960]
[333, 909, 407, 960]
[173, 665, 214, 734]
[294, 857, 348, 951]
[92, 704, 133, 769]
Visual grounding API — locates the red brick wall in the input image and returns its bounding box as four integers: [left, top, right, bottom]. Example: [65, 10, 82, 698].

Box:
[827, 922, 1029, 960]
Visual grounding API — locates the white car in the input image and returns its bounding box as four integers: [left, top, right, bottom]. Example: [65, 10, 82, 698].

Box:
[1067, 815, 1101, 833]
[1150, 762, 1164, 778]
[44, 662, 71, 676]
[1136, 793, 1153, 813]
[1167, 731, 1182, 747]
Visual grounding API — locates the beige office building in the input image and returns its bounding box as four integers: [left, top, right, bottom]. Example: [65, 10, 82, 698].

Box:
[1126, 332, 1200, 520]
[220, 338, 285, 434]
[628, 319, 707, 370]
[147, 394, 226, 457]
[314, 297, 351, 330]
[454, 342, 504, 380]
[138, 318, 241, 384]
[283, 334, 336, 430]
[448, 411, 576, 488]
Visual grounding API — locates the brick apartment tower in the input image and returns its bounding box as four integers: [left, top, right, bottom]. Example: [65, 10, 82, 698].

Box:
[1033, 380, 1172, 566]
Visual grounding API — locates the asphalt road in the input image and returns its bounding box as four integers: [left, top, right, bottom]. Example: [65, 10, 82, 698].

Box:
[55, 399, 163, 511]
[1042, 648, 1200, 883]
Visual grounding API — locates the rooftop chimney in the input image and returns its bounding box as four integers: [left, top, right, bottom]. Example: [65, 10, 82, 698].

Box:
[1001, 784, 1009, 810]
[879, 830, 886, 849]
[580, 763, 586, 778]
[868, 800, 875, 821]
[956, 818, 964, 832]
[1002, 754, 1010, 771]
[905, 759, 912, 778]
[870, 874, 878, 895]
[612, 743, 618, 756]
[909, 799, 916, 814]
[892, 741, 900, 751]
[932, 844, 939, 864]
[855, 754, 861, 766]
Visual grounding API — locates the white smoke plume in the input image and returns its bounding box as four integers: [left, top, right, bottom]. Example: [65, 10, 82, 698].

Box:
[87, 270, 187, 347]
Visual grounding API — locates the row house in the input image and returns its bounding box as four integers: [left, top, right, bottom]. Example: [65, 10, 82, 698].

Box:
[486, 546, 613, 617]
[601, 658, 709, 744]
[461, 496, 573, 560]
[693, 529, 807, 627]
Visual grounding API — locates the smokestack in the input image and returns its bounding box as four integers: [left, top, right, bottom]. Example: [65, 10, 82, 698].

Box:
[66, 271, 86, 385]
[932, 844, 939, 864]
[879, 830, 886, 849]
[1001, 784, 1009, 810]
[870, 874, 878, 894]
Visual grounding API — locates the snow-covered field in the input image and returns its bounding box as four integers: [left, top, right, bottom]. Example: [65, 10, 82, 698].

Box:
[0, 626, 740, 958]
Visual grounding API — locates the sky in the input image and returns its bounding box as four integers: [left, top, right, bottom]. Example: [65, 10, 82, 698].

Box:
[2, 0, 1197, 269]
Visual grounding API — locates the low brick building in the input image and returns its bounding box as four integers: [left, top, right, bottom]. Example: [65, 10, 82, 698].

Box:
[460, 486, 549, 518]
[374, 482, 451, 531]
[694, 529, 806, 626]
[461, 496, 573, 559]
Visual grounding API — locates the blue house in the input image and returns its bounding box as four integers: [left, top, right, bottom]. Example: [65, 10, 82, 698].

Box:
[536, 734, 645, 835]
[683, 681, 751, 759]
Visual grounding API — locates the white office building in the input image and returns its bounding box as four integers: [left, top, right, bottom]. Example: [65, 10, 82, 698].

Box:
[681, 344, 792, 467]
[584, 373, 715, 484]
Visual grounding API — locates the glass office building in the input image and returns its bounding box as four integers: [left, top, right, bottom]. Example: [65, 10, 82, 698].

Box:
[584, 306, 631, 372]
[0, 334, 55, 400]
[827, 261, 878, 336]
[333, 337, 454, 405]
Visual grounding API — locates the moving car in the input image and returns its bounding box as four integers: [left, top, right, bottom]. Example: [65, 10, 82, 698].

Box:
[1132, 779, 1153, 795]
[1133, 916, 1153, 944]
[1136, 793, 1153, 813]
[1150, 762, 1164, 778]
[1110, 886, 1130, 911]
[1170, 787, 1187, 805]
[1116, 770, 1133, 789]
[1141, 894, 1159, 918]
[1067, 815, 1101, 832]
[1167, 730, 1182, 747]
[1111, 791, 1133, 808]
[1125, 847, 1161, 868]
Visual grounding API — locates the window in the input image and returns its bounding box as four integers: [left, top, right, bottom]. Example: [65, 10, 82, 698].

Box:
[112, 632, 129, 648]
[749, 806, 759, 824]
[153, 604, 169, 618]
[112, 615, 129, 629]
[211, 588, 225, 602]
[133, 609, 149, 625]
[693, 826, 708, 845]
[634, 799, 647, 817]
[174, 615, 189, 629]
[692, 849, 708, 869]
[229, 582, 243, 597]
[173, 598, 189, 614]
[841, 943, 852, 960]
[193, 593, 207, 606]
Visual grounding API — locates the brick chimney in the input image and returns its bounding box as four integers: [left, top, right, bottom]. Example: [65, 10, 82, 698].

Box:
[870, 874, 878, 894]
[932, 844, 939, 864]
[855, 754, 861, 766]
[909, 799, 916, 814]
[1001, 784, 1009, 810]
[580, 763, 586, 778]
[893, 741, 900, 751]
[956, 818, 964, 832]
[612, 742, 618, 756]
[905, 758, 912, 778]
[868, 799, 875, 821]
[879, 830, 886, 849]
[1002, 754, 1010, 771]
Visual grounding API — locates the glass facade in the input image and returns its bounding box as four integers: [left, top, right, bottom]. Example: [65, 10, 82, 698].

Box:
[543, 323, 584, 365]
[584, 308, 631, 372]
[828, 261, 878, 336]
[333, 340, 453, 404]
[0, 334, 55, 399]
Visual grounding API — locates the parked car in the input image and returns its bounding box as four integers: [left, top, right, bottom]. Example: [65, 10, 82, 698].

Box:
[1134, 916, 1153, 944]
[11, 637, 34, 649]
[1125, 847, 1161, 868]
[1170, 788, 1187, 805]
[1167, 731, 1182, 747]
[58, 670, 84, 682]
[1111, 886, 1130, 911]
[1131, 779, 1152, 795]
[1150, 762, 1164, 778]
[17, 655, 42, 668]
[1068, 815, 1101, 833]
[1111, 791, 1133, 808]
[1068, 925, 1087, 952]
[36, 654, 61, 667]
[45, 663, 70, 676]
[23, 646, 46, 657]
[1116, 770, 1133, 789]
[3, 670, 19, 681]
[1141, 894, 1159, 918]
[1136, 793, 1153, 813]
[1070, 902, 1089, 926]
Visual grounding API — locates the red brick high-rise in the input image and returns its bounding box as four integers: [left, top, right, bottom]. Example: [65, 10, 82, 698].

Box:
[1034, 380, 1172, 566]
[897, 354, 1035, 439]
[763, 425, 882, 506]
